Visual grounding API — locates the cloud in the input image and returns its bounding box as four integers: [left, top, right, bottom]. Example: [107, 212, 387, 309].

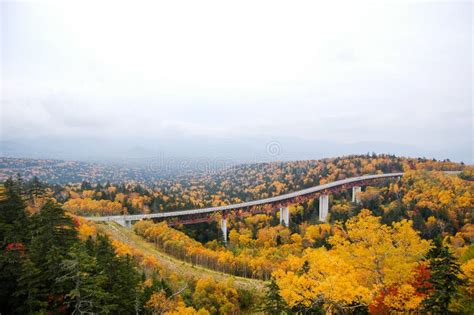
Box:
[1, 0, 472, 161]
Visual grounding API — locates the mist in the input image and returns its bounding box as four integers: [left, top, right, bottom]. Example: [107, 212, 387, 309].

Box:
[1, 1, 472, 163]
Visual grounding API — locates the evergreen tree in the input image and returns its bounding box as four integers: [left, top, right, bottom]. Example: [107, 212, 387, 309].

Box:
[57, 243, 113, 314]
[423, 238, 466, 313]
[15, 256, 46, 313]
[94, 234, 142, 313]
[95, 182, 103, 192]
[20, 200, 78, 312]
[0, 186, 153, 314]
[0, 182, 29, 244]
[0, 184, 29, 313]
[81, 181, 92, 190]
[29, 200, 78, 263]
[27, 176, 45, 203]
[261, 277, 287, 314]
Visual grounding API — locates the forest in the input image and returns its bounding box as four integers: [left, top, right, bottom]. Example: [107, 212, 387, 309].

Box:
[1, 154, 473, 314]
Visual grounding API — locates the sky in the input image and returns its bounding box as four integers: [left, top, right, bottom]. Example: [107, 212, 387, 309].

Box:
[1, 0, 473, 163]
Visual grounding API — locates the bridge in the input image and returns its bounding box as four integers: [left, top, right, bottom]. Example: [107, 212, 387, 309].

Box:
[85, 172, 406, 242]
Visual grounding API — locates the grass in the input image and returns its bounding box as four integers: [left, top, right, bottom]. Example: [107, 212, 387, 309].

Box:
[97, 221, 265, 291]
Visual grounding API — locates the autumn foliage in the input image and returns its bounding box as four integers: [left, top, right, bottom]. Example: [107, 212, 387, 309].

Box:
[2, 155, 472, 314]
[272, 210, 431, 312]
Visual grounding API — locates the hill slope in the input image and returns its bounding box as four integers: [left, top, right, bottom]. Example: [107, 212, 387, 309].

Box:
[97, 221, 264, 291]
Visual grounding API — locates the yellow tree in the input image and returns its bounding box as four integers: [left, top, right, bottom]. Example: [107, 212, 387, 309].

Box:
[192, 278, 239, 315]
[274, 210, 431, 312]
[165, 301, 210, 315]
[146, 291, 178, 314]
[274, 248, 371, 312]
[330, 210, 431, 289]
[329, 210, 431, 311]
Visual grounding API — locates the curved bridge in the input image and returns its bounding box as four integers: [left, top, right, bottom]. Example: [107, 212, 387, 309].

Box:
[86, 172, 405, 238]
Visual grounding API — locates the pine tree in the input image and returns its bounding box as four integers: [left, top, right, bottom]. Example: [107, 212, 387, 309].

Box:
[29, 200, 78, 264]
[423, 238, 466, 313]
[0, 184, 29, 313]
[57, 243, 113, 314]
[15, 256, 46, 313]
[27, 176, 45, 208]
[261, 277, 287, 314]
[81, 181, 92, 190]
[94, 234, 142, 313]
[0, 179, 29, 244]
[1, 185, 152, 314]
[22, 200, 79, 312]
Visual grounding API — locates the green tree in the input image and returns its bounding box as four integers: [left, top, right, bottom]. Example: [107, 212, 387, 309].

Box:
[57, 243, 113, 314]
[93, 234, 142, 313]
[27, 176, 45, 207]
[0, 183, 29, 313]
[15, 256, 46, 313]
[1, 184, 151, 314]
[16, 200, 78, 313]
[0, 180, 29, 244]
[423, 238, 466, 313]
[261, 278, 287, 314]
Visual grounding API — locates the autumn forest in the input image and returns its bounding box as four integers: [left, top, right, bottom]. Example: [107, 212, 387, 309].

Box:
[3, 0, 472, 313]
[0, 154, 473, 314]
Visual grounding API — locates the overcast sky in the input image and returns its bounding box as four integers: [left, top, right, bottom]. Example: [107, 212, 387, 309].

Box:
[1, 1, 473, 162]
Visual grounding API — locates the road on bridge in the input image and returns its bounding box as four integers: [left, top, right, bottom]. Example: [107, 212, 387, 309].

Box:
[85, 172, 405, 223]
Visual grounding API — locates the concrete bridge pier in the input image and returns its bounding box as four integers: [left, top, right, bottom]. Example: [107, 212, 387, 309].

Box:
[352, 186, 362, 203]
[221, 217, 228, 243]
[280, 206, 289, 227]
[116, 217, 132, 228]
[319, 194, 329, 222]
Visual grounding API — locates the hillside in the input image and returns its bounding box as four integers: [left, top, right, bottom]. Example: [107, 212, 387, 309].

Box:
[97, 221, 264, 291]
[1, 155, 473, 314]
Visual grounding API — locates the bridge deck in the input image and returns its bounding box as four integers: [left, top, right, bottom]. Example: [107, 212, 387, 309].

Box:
[86, 172, 404, 222]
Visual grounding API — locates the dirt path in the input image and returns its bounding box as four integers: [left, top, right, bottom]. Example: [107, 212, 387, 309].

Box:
[97, 222, 265, 291]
